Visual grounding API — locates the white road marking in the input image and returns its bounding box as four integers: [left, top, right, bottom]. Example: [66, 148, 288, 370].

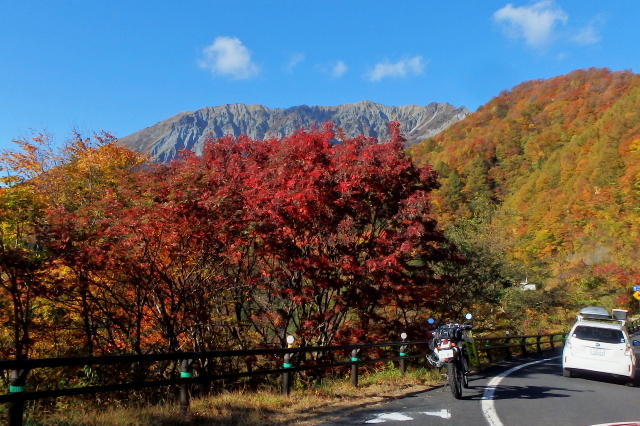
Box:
[365, 409, 452, 423]
[589, 423, 640, 426]
[423, 408, 451, 419]
[481, 356, 561, 426]
[365, 412, 414, 423]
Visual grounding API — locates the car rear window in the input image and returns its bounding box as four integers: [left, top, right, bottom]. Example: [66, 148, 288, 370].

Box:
[573, 326, 625, 344]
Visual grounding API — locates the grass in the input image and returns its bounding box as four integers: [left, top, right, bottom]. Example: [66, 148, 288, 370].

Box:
[27, 364, 446, 426]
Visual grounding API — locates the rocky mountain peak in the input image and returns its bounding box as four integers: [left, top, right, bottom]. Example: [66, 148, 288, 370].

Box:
[118, 101, 469, 162]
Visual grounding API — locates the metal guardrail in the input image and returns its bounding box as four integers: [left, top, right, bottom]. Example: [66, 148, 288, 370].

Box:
[470, 317, 640, 368]
[471, 332, 567, 366]
[0, 340, 430, 426]
[627, 317, 640, 334]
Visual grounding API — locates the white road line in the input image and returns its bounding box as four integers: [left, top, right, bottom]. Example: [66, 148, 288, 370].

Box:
[481, 356, 561, 426]
[423, 409, 452, 419]
[589, 423, 640, 426]
[365, 412, 414, 423]
[364, 410, 452, 423]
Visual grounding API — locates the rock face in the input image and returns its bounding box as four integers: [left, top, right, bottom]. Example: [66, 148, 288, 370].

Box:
[118, 100, 469, 162]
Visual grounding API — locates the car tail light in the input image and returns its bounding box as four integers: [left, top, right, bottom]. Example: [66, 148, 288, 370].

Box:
[565, 338, 571, 348]
[625, 347, 632, 356]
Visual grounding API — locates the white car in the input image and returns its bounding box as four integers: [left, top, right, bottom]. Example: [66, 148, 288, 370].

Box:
[563, 307, 636, 385]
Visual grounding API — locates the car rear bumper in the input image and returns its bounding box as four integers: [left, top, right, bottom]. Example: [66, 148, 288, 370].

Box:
[563, 352, 635, 378]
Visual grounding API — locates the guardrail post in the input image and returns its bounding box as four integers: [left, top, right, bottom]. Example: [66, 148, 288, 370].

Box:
[549, 335, 555, 351]
[504, 337, 512, 360]
[399, 346, 407, 374]
[520, 337, 527, 357]
[350, 349, 360, 387]
[8, 368, 28, 426]
[180, 359, 193, 415]
[485, 343, 493, 364]
[536, 332, 542, 355]
[282, 353, 293, 395]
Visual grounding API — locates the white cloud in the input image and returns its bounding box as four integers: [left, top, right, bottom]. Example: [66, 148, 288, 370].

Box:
[285, 53, 305, 72]
[199, 36, 259, 79]
[493, 1, 568, 48]
[366, 56, 424, 82]
[332, 60, 348, 77]
[572, 25, 600, 45]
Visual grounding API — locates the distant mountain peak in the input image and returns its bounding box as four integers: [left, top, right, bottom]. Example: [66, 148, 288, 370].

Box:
[118, 101, 469, 162]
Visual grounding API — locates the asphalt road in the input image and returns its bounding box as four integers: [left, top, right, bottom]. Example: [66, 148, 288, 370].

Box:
[320, 353, 640, 426]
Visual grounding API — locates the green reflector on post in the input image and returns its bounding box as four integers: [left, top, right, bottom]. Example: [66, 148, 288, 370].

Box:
[283, 363, 292, 368]
[351, 357, 359, 362]
[180, 372, 192, 378]
[399, 352, 406, 356]
[9, 385, 25, 393]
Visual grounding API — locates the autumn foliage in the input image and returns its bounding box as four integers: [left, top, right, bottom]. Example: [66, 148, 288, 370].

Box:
[410, 68, 640, 329]
[0, 124, 458, 361]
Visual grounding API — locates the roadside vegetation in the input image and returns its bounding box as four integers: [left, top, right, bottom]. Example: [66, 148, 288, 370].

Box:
[0, 123, 474, 422]
[21, 365, 444, 426]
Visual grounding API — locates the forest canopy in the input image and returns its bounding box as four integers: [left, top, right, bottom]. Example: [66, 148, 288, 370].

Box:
[0, 124, 465, 360]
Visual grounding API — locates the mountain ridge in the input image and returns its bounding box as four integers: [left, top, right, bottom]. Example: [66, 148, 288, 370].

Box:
[118, 100, 469, 162]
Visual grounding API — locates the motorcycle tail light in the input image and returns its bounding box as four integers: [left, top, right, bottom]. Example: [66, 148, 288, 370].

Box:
[441, 339, 450, 348]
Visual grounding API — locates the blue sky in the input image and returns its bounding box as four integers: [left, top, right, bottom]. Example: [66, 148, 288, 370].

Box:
[1, 1, 638, 151]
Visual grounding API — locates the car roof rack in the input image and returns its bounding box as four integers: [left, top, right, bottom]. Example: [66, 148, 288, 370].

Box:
[576, 315, 626, 326]
[579, 306, 611, 319]
[576, 306, 626, 326]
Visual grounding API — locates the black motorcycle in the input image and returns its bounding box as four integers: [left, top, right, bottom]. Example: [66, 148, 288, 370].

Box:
[426, 313, 473, 399]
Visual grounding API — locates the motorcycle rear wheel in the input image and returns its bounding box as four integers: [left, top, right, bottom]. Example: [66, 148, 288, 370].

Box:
[447, 362, 463, 399]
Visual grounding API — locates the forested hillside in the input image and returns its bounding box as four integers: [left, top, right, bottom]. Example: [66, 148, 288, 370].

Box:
[409, 68, 640, 328]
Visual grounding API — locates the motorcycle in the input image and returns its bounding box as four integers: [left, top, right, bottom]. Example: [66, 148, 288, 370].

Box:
[425, 313, 473, 399]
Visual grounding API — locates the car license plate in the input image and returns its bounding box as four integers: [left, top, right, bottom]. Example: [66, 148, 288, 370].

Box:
[439, 350, 454, 360]
[590, 348, 605, 356]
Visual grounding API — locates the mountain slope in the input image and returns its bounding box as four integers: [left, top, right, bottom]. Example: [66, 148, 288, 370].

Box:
[409, 68, 640, 311]
[118, 101, 468, 162]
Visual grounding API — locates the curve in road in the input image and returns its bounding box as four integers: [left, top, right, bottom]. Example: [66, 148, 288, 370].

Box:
[482, 356, 561, 426]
